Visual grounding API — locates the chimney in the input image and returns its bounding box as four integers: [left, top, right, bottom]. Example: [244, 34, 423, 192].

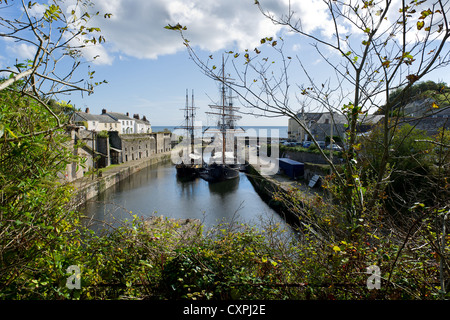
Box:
[85, 107, 90, 113]
[126, 112, 129, 117]
[133, 114, 140, 120]
[102, 108, 106, 114]
[142, 116, 147, 122]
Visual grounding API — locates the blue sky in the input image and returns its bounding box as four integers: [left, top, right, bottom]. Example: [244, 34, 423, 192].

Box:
[1, 0, 449, 127]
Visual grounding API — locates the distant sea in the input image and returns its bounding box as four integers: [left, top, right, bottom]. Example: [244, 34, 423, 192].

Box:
[152, 125, 289, 139]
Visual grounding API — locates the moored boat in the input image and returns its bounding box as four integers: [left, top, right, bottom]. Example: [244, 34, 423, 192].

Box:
[200, 56, 244, 183]
[175, 89, 201, 180]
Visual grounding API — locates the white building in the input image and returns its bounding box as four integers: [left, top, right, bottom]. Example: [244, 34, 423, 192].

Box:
[288, 111, 383, 142]
[72, 108, 121, 132]
[132, 114, 152, 134]
[103, 110, 135, 134]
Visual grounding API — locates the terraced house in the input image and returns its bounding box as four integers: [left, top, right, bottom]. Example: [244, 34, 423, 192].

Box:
[64, 108, 169, 182]
[72, 108, 122, 132]
[102, 109, 136, 134]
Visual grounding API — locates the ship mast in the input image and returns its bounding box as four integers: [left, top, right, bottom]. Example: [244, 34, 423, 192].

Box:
[205, 55, 242, 164]
[176, 89, 197, 164]
[191, 89, 195, 159]
[221, 55, 226, 164]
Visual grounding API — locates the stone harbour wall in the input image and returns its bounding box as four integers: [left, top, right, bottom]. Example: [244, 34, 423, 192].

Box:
[71, 152, 171, 208]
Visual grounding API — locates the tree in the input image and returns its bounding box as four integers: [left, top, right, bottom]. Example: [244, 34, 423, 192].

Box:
[167, 0, 450, 229]
[360, 122, 435, 213]
[0, 0, 109, 140]
[374, 80, 450, 114]
[0, 0, 110, 298]
[168, 1, 450, 298]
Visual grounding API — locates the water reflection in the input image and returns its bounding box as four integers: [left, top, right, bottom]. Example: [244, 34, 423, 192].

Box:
[208, 177, 240, 195]
[79, 160, 289, 233]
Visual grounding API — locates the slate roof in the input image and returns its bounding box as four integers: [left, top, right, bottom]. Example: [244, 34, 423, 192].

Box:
[135, 118, 150, 124]
[73, 112, 119, 123]
[295, 112, 323, 122]
[399, 117, 450, 136]
[104, 112, 134, 121]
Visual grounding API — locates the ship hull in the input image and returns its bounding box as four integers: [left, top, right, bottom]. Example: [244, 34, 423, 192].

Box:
[199, 163, 240, 183]
[176, 163, 200, 180]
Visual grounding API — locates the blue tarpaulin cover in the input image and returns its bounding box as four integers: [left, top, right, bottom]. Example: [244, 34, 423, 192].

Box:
[278, 158, 304, 178]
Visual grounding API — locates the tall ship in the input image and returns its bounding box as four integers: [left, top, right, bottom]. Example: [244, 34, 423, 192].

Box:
[200, 57, 243, 183]
[175, 89, 201, 179]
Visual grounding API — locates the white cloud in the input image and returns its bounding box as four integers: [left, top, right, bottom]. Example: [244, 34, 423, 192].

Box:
[82, 0, 288, 60]
[7, 43, 36, 60]
[42, 0, 353, 64]
[67, 0, 447, 66]
[292, 44, 301, 52]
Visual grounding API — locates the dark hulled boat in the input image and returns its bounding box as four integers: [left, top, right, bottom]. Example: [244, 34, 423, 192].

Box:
[199, 162, 240, 182]
[175, 90, 201, 180]
[200, 57, 244, 183]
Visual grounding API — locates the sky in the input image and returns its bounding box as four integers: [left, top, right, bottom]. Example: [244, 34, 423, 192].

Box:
[1, 0, 449, 127]
[66, 0, 297, 127]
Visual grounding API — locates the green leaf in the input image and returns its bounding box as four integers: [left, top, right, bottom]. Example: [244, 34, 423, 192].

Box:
[419, 9, 432, 19]
[6, 128, 17, 138]
[164, 23, 186, 31]
[417, 21, 425, 30]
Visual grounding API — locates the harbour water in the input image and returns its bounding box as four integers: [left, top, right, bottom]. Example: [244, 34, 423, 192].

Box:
[79, 160, 289, 233]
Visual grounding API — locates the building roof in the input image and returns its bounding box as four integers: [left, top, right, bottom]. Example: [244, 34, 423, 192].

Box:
[135, 118, 151, 125]
[399, 117, 450, 136]
[296, 112, 323, 122]
[73, 112, 119, 123]
[359, 114, 384, 125]
[295, 112, 348, 124]
[104, 112, 134, 121]
[325, 113, 348, 124]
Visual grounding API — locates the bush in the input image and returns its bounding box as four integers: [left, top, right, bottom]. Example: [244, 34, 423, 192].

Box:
[0, 89, 82, 299]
